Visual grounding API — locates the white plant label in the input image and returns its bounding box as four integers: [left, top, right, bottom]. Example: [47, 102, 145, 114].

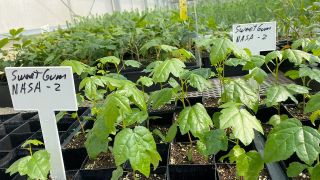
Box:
[232, 21, 276, 55]
[5, 67, 78, 180]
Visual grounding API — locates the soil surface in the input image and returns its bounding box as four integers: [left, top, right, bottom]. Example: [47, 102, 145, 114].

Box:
[292, 172, 311, 180]
[286, 105, 310, 122]
[150, 125, 169, 143]
[84, 151, 116, 169]
[169, 143, 212, 165]
[217, 164, 271, 180]
[65, 132, 86, 149]
[148, 104, 176, 113]
[203, 98, 220, 108]
[121, 172, 165, 180]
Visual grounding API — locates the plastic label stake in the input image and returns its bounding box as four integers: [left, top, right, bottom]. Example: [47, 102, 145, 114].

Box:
[179, 0, 188, 21]
[232, 21, 277, 55]
[5, 67, 78, 180]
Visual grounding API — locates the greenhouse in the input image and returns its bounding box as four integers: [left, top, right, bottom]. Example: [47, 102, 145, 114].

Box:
[0, 0, 320, 179]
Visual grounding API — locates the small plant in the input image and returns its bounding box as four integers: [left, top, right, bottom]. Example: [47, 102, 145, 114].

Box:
[6, 140, 50, 180]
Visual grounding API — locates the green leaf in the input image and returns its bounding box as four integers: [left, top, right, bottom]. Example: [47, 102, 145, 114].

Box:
[123, 109, 148, 126]
[21, 140, 43, 148]
[160, 44, 178, 52]
[26, 150, 50, 180]
[85, 117, 109, 158]
[6, 150, 51, 180]
[210, 38, 249, 66]
[187, 74, 213, 92]
[243, 55, 265, 70]
[222, 78, 259, 111]
[60, 60, 88, 76]
[264, 119, 320, 165]
[137, 76, 153, 87]
[225, 58, 247, 66]
[182, 68, 212, 80]
[265, 51, 282, 63]
[237, 151, 264, 180]
[93, 92, 132, 142]
[98, 56, 120, 65]
[143, 61, 162, 73]
[200, 129, 228, 156]
[55, 111, 66, 122]
[265, 85, 298, 107]
[305, 93, 320, 113]
[299, 66, 320, 83]
[244, 67, 267, 84]
[310, 164, 320, 180]
[219, 105, 263, 145]
[80, 76, 105, 100]
[9, 28, 24, 36]
[6, 156, 32, 176]
[111, 167, 124, 180]
[282, 49, 312, 66]
[172, 48, 195, 60]
[268, 114, 289, 127]
[149, 88, 174, 109]
[177, 103, 213, 138]
[152, 58, 186, 83]
[285, 70, 300, 80]
[119, 85, 147, 111]
[140, 39, 162, 55]
[220, 145, 245, 163]
[310, 110, 320, 125]
[165, 123, 177, 143]
[168, 78, 181, 88]
[292, 38, 311, 49]
[152, 129, 166, 142]
[124, 60, 142, 68]
[0, 38, 9, 49]
[113, 126, 161, 177]
[287, 162, 308, 177]
[285, 84, 309, 94]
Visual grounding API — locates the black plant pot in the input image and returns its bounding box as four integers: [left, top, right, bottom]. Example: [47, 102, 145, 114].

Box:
[61, 120, 94, 149]
[56, 118, 77, 132]
[168, 142, 216, 180]
[168, 164, 216, 180]
[282, 104, 320, 127]
[74, 168, 115, 180]
[0, 81, 12, 107]
[63, 148, 87, 171]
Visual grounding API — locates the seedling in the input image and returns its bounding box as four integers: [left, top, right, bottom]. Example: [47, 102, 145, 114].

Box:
[6, 140, 50, 180]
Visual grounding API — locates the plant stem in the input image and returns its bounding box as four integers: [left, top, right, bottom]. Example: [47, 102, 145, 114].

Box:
[275, 57, 279, 84]
[187, 132, 193, 161]
[77, 115, 85, 134]
[302, 77, 306, 113]
[29, 144, 33, 156]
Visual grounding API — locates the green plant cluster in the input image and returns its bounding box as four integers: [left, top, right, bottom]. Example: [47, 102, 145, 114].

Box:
[1, 0, 318, 76]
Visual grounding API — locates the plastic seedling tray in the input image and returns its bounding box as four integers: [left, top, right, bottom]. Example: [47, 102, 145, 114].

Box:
[11, 121, 41, 134]
[0, 133, 33, 152]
